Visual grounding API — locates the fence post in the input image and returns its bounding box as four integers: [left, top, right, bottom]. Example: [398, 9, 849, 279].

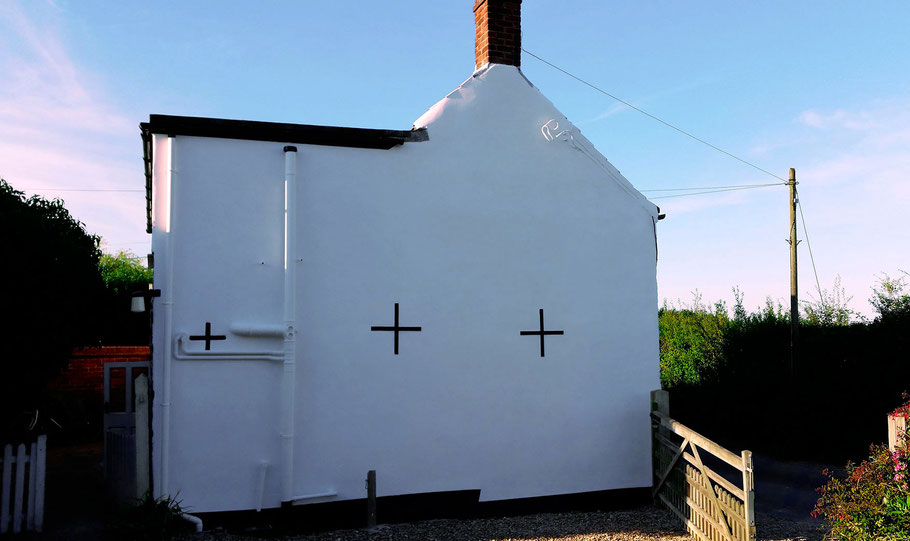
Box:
[742, 450, 756, 540]
[13, 444, 26, 533]
[888, 413, 907, 452]
[27, 441, 37, 530]
[2, 444, 12, 533]
[366, 470, 377, 528]
[34, 435, 46, 533]
[136, 373, 150, 498]
[651, 389, 669, 418]
[650, 390, 669, 501]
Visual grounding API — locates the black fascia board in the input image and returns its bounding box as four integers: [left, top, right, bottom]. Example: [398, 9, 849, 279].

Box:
[141, 114, 428, 150]
[140, 115, 428, 233]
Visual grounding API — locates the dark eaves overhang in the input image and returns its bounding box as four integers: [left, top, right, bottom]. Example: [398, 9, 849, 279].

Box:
[140, 114, 429, 233]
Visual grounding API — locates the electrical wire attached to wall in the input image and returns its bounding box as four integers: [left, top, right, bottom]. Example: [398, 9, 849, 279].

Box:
[521, 48, 788, 184]
[645, 183, 783, 199]
[524, 47, 828, 296]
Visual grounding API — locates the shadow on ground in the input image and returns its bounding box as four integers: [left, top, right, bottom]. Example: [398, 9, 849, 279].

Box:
[32, 441, 107, 540]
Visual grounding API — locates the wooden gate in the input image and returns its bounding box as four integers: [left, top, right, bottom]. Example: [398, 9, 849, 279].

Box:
[650, 390, 756, 541]
[103, 361, 150, 501]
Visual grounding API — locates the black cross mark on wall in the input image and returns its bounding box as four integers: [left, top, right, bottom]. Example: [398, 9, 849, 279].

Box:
[520, 308, 564, 357]
[371, 303, 422, 355]
[189, 322, 227, 350]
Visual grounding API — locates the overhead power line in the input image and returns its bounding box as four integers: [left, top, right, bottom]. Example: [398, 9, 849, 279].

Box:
[796, 188, 823, 299]
[648, 184, 778, 200]
[640, 182, 783, 192]
[523, 49, 825, 307]
[521, 48, 787, 182]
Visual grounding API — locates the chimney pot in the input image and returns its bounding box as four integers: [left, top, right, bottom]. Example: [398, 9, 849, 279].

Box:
[473, 0, 522, 69]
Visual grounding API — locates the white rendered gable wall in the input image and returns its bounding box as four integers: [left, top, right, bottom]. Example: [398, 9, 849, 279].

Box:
[150, 64, 659, 513]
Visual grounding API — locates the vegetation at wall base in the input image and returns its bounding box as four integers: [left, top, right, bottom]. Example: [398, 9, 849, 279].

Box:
[107, 492, 191, 541]
[660, 277, 910, 462]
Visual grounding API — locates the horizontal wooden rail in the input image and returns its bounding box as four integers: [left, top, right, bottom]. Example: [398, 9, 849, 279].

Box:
[654, 434, 744, 499]
[651, 390, 756, 541]
[651, 411, 742, 470]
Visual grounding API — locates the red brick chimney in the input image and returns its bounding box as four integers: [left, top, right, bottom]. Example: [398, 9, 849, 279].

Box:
[473, 0, 522, 70]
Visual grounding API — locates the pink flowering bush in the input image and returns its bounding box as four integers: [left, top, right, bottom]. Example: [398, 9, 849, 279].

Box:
[813, 397, 910, 540]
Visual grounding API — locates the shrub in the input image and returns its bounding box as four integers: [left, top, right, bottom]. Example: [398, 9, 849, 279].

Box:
[658, 294, 729, 387]
[0, 178, 105, 439]
[813, 398, 910, 540]
[108, 492, 190, 541]
[96, 251, 153, 344]
[871, 271, 910, 322]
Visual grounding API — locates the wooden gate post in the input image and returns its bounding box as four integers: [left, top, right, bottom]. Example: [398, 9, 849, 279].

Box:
[135, 374, 150, 498]
[888, 413, 907, 452]
[651, 389, 669, 417]
[651, 390, 669, 500]
[741, 450, 756, 540]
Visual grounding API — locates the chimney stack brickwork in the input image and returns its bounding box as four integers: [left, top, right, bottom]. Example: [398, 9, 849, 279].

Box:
[474, 0, 522, 69]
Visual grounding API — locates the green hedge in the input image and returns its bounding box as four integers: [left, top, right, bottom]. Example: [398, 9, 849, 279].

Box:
[660, 281, 910, 461]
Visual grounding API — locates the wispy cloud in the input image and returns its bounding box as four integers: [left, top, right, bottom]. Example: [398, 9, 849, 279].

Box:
[589, 101, 632, 123]
[788, 100, 910, 314]
[0, 1, 147, 252]
[659, 99, 910, 318]
[582, 77, 714, 125]
[795, 100, 910, 195]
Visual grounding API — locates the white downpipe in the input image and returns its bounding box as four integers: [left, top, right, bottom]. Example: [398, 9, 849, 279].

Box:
[180, 513, 203, 533]
[290, 491, 337, 504]
[160, 137, 178, 498]
[173, 335, 283, 361]
[256, 462, 270, 512]
[281, 146, 298, 503]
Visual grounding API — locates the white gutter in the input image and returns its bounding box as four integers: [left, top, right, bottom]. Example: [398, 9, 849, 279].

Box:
[281, 146, 298, 503]
[159, 136, 178, 498]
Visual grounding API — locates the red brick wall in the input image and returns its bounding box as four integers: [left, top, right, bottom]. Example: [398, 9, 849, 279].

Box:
[46, 346, 150, 394]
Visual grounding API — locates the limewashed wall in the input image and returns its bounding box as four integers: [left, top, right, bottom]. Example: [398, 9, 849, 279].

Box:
[149, 64, 659, 513]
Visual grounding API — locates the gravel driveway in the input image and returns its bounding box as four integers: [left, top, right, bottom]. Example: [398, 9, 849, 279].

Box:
[182, 505, 826, 541]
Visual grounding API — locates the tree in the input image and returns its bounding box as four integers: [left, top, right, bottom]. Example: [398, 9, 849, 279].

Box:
[0, 178, 105, 438]
[870, 271, 910, 321]
[801, 275, 858, 326]
[97, 251, 153, 344]
[99, 251, 153, 296]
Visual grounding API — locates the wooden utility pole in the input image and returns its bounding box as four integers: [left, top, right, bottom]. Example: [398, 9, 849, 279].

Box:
[788, 168, 799, 379]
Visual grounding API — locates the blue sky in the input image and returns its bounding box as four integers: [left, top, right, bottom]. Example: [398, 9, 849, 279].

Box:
[2, 1, 908, 316]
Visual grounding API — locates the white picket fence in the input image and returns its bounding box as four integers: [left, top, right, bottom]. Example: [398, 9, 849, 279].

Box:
[1, 435, 46, 534]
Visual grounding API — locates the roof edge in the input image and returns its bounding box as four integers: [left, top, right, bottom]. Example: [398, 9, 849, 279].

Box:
[141, 114, 428, 150]
[141, 115, 429, 232]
